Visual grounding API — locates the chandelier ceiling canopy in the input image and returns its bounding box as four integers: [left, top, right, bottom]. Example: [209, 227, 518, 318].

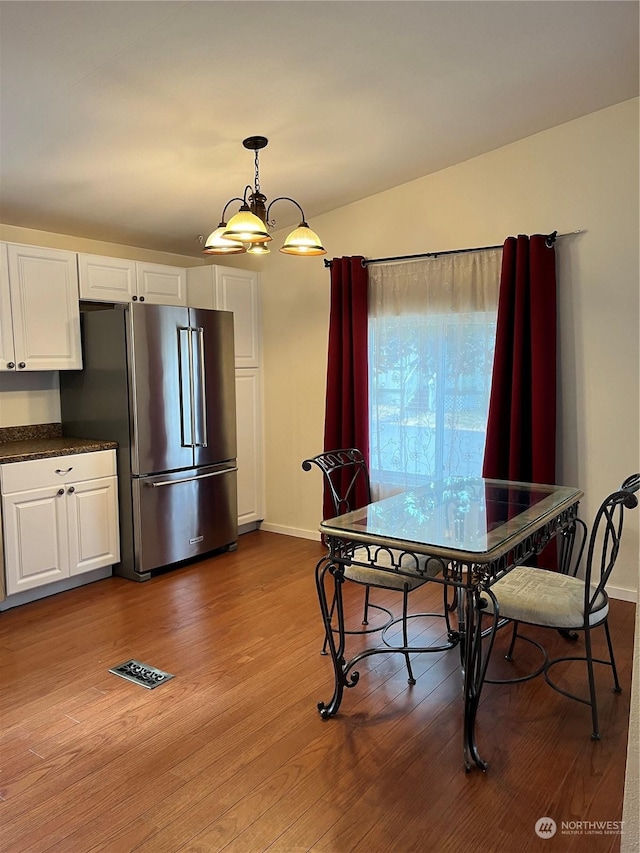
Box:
[203, 136, 326, 258]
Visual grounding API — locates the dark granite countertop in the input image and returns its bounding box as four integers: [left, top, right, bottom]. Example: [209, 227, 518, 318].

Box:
[0, 424, 117, 464]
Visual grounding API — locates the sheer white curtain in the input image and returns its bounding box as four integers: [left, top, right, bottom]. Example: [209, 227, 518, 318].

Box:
[368, 250, 501, 499]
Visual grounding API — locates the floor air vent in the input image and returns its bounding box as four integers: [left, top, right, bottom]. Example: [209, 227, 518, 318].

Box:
[108, 659, 174, 689]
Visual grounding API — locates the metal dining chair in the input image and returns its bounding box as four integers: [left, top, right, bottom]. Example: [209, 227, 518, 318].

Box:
[302, 448, 456, 685]
[480, 473, 639, 739]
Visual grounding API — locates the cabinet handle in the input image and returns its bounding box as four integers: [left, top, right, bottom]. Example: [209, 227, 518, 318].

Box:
[55, 467, 73, 475]
[132, 295, 138, 301]
[7, 362, 15, 369]
[57, 488, 64, 496]
[18, 362, 26, 369]
[140, 296, 145, 302]
[67, 486, 75, 494]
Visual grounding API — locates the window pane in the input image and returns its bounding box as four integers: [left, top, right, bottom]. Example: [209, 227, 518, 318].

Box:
[369, 312, 496, 497]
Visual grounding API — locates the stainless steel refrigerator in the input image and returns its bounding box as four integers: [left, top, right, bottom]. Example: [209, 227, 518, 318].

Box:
[60, 303, 237, 581]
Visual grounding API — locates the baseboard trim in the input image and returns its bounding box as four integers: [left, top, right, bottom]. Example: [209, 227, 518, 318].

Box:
[608, 585, 638, 603]
[0, 567, 113, 611]
[259, 522, 321, 542]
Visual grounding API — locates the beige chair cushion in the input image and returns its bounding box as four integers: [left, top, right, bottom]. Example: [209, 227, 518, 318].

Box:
[480, 565, 608, 629]
[344, 546, 437, 591]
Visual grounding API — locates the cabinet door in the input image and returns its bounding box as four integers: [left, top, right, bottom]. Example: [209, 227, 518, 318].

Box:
[235, 368, 264, 525]
[0, 243, 17, 370]
[78, 253, 135, 302]
[214, 267, 260, 367]
[2, 486, 69, 594]
[136, 262, 187, 306]
[67, 476, 120, 576]
[6, 244, 82, 370]
[186, 266, 216, 309]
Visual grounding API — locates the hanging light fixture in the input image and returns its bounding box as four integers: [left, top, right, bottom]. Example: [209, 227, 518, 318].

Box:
[203, 136, 326, 257]
[246, 242, 270, 256]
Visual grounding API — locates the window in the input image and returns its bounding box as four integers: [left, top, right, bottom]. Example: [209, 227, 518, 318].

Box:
[368, 251, 501, 499]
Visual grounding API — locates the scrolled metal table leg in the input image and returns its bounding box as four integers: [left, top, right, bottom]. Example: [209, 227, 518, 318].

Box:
[457, 579, 468, 683]
[315, 555, 355, 719]
[461, 586, 494, 772]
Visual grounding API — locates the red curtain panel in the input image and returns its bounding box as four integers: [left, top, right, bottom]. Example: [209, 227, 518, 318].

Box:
[323, 257, 369, 518]
[483, 234, 557, 486]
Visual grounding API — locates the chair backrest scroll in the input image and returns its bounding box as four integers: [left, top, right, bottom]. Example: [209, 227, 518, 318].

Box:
[302, 448, 372, 518]
[585, 474, 639, 612]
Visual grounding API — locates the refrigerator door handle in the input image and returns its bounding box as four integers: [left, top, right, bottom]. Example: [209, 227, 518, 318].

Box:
[188, 328, 197, 448]
[146, 467, 238, 487]
[193, 327, 208, 447]
[178, 327, 195, 447]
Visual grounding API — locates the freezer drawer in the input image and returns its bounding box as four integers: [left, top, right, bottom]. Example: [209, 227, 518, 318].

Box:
[131, 465, 237, 574]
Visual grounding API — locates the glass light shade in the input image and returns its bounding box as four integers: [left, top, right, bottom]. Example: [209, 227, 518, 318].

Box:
[202, 224, 246, 255]
[222, 208, 272, 244]
[280, 223, 326, 256]
[247, 242, 271, 255]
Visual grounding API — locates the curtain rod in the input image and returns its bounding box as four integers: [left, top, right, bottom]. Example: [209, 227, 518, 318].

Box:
[323, 230, 583, 268]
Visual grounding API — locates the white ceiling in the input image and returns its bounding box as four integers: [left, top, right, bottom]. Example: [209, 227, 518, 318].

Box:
[0, 1, 638, 258]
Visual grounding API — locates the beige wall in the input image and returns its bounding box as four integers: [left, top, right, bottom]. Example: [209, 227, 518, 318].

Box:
[260, 98, 640, 599]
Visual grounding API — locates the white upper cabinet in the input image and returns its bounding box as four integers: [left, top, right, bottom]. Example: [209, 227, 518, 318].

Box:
[187, 265, 260, 368]
[78, 254, 186, 306]
[136, 261, 186, 306]
[78, 254, 135, 302]
[1, 243, 82, 372]
[214, 267, 260, 368]
[0, 244, 15, 370]
[186, 264, 217, 310]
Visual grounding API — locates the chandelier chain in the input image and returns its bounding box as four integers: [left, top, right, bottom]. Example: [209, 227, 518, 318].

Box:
[254, 150, 261, 195]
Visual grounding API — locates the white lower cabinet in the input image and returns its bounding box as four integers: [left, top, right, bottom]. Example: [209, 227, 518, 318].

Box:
[2, 484, 68, 591]
[235, 368, 264, 526]
[1, 450, 120, 596]
[66, 476, 120, 576]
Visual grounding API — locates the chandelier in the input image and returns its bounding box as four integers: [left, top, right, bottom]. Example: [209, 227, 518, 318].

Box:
[203, 136, 326, 257]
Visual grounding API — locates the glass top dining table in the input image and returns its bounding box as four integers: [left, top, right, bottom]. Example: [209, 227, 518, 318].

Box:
[315, 476, 584, 771]
[320, 477, 583, 566]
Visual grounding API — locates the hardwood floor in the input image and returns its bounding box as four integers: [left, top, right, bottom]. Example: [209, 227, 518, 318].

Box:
[0, 529, 635, 853]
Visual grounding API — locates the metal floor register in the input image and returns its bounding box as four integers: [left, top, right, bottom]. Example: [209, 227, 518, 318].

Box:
[109, 659, 174, 689]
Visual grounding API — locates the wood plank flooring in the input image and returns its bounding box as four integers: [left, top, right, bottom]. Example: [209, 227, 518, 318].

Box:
[0, 530, 635, 852]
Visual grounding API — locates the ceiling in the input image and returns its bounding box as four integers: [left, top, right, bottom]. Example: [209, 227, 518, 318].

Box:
[0, 1, 638, 258]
